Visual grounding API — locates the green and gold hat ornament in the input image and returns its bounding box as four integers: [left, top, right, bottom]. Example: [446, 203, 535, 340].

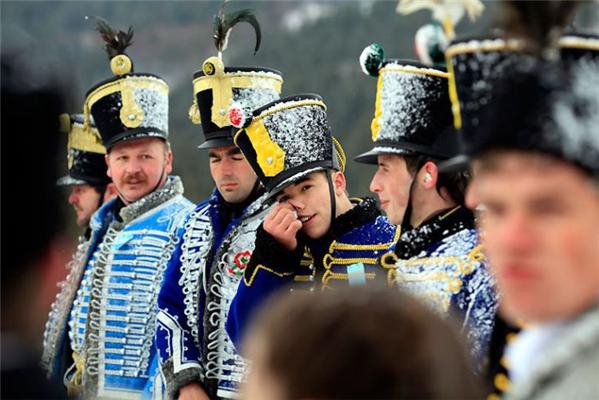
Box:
[233, 94, 346, 198]
[83, 19, 169, 149]
[189, 4, 283, 149]
[56, 113, 110, 187]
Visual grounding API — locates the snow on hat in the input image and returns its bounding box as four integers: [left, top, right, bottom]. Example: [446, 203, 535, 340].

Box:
[233, 94, 340, 198]
[83, 20, 169, 150]
[188, 5, 283, 149]
[355, 44, 457, 165]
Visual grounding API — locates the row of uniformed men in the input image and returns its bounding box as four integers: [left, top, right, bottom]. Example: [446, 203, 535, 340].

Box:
[41, 7, 599, 400]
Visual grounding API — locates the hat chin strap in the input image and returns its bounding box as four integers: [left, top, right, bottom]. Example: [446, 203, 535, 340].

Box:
[325, 169, 336, 237]
[400, 157, 427, 230]
[116, 163, 167, 205]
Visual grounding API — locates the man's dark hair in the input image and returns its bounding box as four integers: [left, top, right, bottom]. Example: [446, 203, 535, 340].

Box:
[245, 286, 481, 399]
[405, 155, 469, 205]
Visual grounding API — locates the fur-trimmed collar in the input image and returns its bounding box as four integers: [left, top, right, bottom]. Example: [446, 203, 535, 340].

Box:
[331, 197, 380, 239]
[118, 175, 185, 223]
[395, 205, 474, 259]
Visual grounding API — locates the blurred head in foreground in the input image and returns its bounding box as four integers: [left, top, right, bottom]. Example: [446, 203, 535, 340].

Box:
[241, 286, 481, 399]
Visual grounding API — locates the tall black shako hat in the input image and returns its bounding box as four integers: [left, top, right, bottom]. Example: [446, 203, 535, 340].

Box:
[56, 113, 110, 187]
[440, 36, 526, 171]
[233, 94, 344, 199]
[468, 58, 599, 180]
[189, 5, 283, 149]
[355, 44, 456, 164]
[84, 20, 169, 150]
[441, 2, 591, 171]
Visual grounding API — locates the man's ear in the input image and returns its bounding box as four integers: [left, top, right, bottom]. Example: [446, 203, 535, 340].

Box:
[164, 149, 173, 175]
[333, 171, 346, 196]
[105, 154, 112, 178]
[421, 161, 438, 190]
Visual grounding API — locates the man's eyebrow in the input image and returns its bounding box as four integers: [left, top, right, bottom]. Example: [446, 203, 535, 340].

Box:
[292, 177, 311, 186]
[208, 151, 220, 158]
[225, 148, 242, 157]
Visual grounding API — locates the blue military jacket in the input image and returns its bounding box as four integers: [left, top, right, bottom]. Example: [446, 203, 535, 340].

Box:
[154, 189, 270, 400]
[226, 197, 399, 348]
[382, 206, 497, 368]
[41, 176, 193, 399]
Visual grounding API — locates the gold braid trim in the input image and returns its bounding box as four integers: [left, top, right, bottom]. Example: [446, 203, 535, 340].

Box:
[243, 264, 293, 287]
[328, 226, 400, 253]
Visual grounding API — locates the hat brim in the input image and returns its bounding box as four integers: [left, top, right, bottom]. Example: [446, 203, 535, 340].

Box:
[354, 146, 416, 164]
[265, 166, 328, 201]
[105, 130, 167, 149]
[197, 136, 234, 150]
[56, 175, 88, 187]
[437, 154, 471, 173]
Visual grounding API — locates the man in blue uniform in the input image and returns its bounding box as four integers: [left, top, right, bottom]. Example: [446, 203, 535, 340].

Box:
[227, 94, 399, 347]
[153, 10, 284, 399]
[41, 22, 193, 398]
[55, 114, 116, 230]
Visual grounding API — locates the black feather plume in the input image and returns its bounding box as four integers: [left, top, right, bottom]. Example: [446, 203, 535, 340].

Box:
[94, 17, 134, 59]
[500, 1, 580, 58]
[213, 3, 261, 55]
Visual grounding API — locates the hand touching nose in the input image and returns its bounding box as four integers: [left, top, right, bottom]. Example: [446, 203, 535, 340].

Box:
[263, 202, 303, 251]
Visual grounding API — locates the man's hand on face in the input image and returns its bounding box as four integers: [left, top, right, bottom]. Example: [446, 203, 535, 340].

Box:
[263, 202, 303, 251]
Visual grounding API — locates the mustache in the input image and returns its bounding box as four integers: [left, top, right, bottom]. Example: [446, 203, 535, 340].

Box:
[123, 172, 147, 184]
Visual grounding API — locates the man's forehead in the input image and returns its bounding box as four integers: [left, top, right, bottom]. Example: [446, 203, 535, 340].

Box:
[209, 145, 241, 157]
[109, 137, 164, 153]
[377, 153, 406, 165]
[278, 173, 322, 197]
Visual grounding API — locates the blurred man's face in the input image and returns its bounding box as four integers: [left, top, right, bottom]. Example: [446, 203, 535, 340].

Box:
[106, 138, 172, 204]
[68, 184, 101, 227]
[209, 145, 258, 204]
[369, 154, 413, 225]
[276, 172, 339, 240]
[476, 152, 599, 323]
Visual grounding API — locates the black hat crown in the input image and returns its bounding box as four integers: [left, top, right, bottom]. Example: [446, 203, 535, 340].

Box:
[188, 5, 283, 149]
[189, 57, 283, 149]
[356, 44, 457, 164]
[84, 21, 169, 150]
[469, 58, 599, 179]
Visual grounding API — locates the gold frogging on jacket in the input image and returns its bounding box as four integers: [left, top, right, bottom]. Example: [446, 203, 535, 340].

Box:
[190, 56, 284, 127]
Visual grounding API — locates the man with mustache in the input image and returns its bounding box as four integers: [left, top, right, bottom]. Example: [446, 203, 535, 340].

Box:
[354, 44, 497, 367]
[153, 28, 284, 399]
[56, 114, 116, 231]
[226, 94, 399, 348]
[41, 24, 193, 398]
